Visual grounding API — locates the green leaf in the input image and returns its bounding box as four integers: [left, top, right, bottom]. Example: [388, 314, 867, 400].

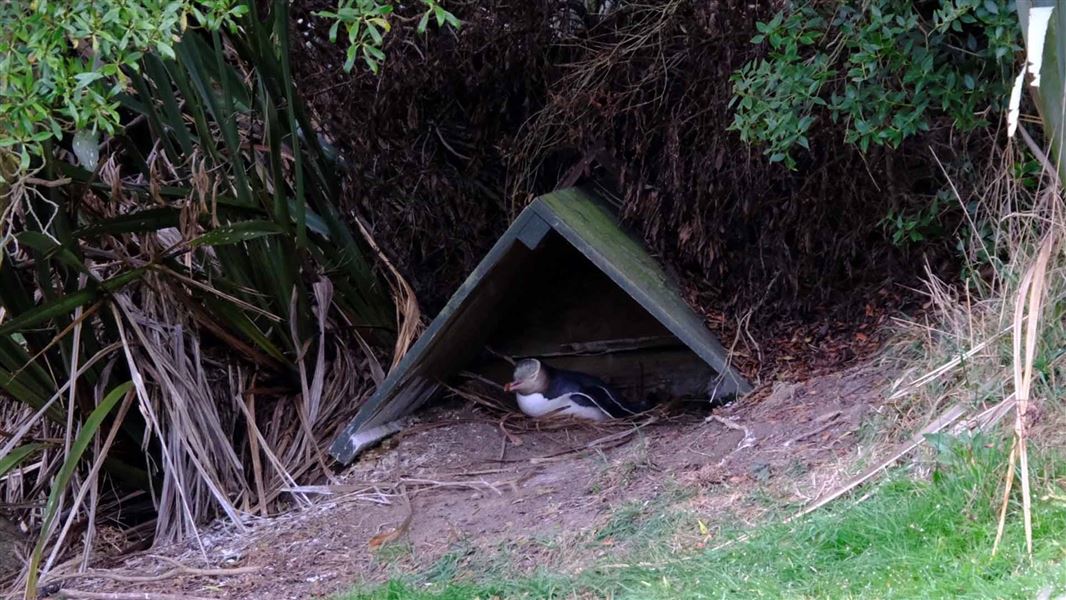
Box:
[199, 295, 289, 364]
[442, 9, 461, 28]
[367, 23, 383, 45]
[0, 267, 147, 337]
[260, 80, 293, 230]
[127, 67, 182, 164]
[365, 54, 380, 74]
[25, 381, 133, 597]
[155, 41, 177, 60]
[0, 443, 44, 478]
[273, 0, 308, 249]
[369, 17, 391, 33]
[292, 201, 331, 237]
[365, 45, 386, 61]
[190, 221, 286, 247]
[344, 45, 358, 71]
[15, 231, 90, 274]
[75, 207, 182, 237]
[73, 72, 105, 89]
[143, 55, 195, 156]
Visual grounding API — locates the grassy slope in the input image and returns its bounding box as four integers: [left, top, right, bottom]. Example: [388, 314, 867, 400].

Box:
[343, 438, 1066, 599]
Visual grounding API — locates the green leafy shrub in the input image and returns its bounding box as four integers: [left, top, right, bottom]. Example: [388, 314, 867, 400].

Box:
[0, 1, 404, 590]
[730, 0, 1020, 169]
[0, 0, 458, 173]
[0, 0, 247, 169]
[318, 0, 459, 73]
[882, 189, 948, 247]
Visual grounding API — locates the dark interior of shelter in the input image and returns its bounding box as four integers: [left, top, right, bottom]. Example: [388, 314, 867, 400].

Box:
[455, 232, 723, 411]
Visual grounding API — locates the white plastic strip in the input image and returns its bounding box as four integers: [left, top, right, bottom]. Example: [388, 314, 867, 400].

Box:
[1027, 6, 1055, 88]
[1008, 68, 1026, 137]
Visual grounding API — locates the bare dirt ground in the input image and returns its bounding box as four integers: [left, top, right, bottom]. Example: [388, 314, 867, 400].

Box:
[54, 360, 892, 599]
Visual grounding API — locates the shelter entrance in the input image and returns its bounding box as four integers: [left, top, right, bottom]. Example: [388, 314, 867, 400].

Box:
[467, 231, 718, 405]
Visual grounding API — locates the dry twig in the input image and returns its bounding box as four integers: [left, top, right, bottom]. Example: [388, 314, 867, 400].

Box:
[55, 565, 258, 584]
[57, 591, 216, 600]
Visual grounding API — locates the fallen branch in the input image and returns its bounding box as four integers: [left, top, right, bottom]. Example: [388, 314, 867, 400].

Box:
[782, 410, 847, 448]
[57, 590, 216, 600]
[400, 477, 506, 495]
[57, 565, 259, 584]
[285, 474, 516, 498]
[24, 176, 73, 188]
[368, 490, 414, 550]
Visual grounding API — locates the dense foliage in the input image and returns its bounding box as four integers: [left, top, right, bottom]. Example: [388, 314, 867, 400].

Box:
[292, 0, 1018, 322]
[0, 0, 430, 592]
[0, 0, 246, 169]
[730, 0, 1019, 168]
[319, 0, 458, 72]
[0, 0, 456, 173]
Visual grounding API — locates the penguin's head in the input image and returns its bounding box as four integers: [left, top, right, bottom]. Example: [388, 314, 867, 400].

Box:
[504, 358, 548, 394]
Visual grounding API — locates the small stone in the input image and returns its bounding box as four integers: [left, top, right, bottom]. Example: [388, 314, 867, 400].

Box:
[750, 461, 771, 481]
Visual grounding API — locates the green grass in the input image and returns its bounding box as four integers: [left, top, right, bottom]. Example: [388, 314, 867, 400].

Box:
[593, 487, 691, 549]
[340, 436, 1066, 599]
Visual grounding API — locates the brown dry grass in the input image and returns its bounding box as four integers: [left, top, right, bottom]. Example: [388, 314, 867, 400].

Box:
[883, 140, 1066, 561]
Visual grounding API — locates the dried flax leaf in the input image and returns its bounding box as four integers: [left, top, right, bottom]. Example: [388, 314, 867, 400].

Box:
[353, 216, 421, 371]
[1003, 232, 1055, 558]
[287, 281, 337, 484]
[0, 342, 124, 462]
[993, 436, 1018, 556]
[232, 390, 309, 509]
[108, 303, 207, 551]
[241, 373, 268, 517]
[309, 280, 332, 423]
[888, 328, 1009, 400]
[123, 300, 247, 520]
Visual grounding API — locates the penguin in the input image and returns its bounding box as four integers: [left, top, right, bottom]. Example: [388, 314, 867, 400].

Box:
[502, 358, 648, 421]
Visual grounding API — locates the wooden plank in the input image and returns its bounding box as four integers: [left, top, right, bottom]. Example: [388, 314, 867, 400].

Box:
[329, 210, 538, 462]
[516, 213, 551, 249]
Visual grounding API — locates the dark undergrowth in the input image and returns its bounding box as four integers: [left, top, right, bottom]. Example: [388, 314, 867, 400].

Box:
[289, 0, 1004, 332]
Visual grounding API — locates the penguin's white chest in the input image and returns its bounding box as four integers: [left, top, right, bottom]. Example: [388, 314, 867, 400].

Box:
[515, 392, 608, 421]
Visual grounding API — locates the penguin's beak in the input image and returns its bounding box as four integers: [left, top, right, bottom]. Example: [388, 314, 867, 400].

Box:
[504, 381, 518, 393]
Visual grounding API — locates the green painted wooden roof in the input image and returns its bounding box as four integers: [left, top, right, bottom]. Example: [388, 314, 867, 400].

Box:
[329, 188, 751, 463]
